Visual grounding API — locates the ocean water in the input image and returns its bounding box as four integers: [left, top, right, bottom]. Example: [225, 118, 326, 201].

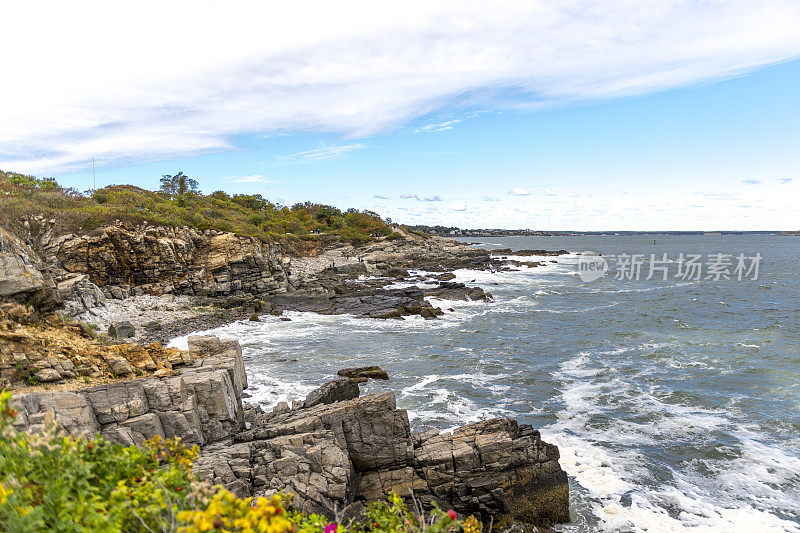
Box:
[170, 235, 800, 532]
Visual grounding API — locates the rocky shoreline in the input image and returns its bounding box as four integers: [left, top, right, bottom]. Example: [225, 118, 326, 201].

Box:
[10, 335, 570, 528]
[0, 219, 573, 528]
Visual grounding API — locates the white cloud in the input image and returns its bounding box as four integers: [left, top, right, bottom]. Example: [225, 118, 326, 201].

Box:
[374, 194, 389, 199]
[398, 193, 443, 201]
[508, 187, 531, 196]
[409, 119, 462, 134]
[279, 144, 367, 164]
[223, 174, 278, 183]
[742, 178, 762, 185]
[2, 1, 800, 172]
[779, 177, 793, 184]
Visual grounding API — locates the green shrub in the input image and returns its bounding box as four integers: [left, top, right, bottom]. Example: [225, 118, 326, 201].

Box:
[13, 362, 40, 386]
[0, 391, 478, 533]
[0, 390, 200, 531]
[0, 170, 393, 249]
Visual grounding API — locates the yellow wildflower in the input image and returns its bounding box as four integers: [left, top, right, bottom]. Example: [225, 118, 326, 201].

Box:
[0, 483, 12, 506]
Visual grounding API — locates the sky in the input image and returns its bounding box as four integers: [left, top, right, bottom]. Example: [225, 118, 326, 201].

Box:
[1, 1, 799, 230]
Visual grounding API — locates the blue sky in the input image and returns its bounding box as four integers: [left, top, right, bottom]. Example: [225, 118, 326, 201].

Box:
[2, 2, 800, 230]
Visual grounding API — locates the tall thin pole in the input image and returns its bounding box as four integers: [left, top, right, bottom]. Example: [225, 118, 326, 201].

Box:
[92, 158, 96, 190]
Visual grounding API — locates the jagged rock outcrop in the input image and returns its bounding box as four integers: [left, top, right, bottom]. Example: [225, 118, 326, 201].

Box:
[56, 274, 107, 317]
[0, 225, 61, 312]
[40, 222, 289, 298]
[288, 232, 501, 291]
[10, 335, 244, 447]
[492, 249, 568, 257]
[215, 387, 569, 527]
[0, 303, 193, 390]
[8, 330, 569, 528]
[268, 287, 446, 320]
[423, 282, 493, 302]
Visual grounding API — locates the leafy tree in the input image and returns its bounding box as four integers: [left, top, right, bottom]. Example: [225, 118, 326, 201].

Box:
[159, 172, 199, 198]
[232, 193, 269, 211]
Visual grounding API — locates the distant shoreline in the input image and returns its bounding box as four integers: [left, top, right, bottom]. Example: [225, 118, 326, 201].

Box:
[409, 226, 799, 237]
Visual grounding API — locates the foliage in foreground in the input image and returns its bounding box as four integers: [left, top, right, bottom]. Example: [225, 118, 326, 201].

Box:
[0, 390, 476, 532]
[0, 170, 397, 249]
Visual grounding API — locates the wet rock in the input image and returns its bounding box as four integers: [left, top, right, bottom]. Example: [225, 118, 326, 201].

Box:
[269, 287, 445, 320]
[337, 366, 389, 380]
[424, 282, 492, 302]
[492, 248, 567, 257]
[302, 379, 361, 408]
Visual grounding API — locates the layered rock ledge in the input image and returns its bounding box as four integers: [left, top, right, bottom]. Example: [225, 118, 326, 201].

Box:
[10, 335, 569, 528]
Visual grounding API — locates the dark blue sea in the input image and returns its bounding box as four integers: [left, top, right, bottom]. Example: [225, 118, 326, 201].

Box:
[172, 235, 800, 532]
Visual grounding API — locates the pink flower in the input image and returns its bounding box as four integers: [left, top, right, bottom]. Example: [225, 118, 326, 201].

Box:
[325, 524, 338, 533]
[447, 509, 457, 520]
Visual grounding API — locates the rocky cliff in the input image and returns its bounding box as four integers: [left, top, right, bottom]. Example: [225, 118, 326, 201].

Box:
[42, 222, 290, 298]
[0, 226, 60, 312]
[10, 335, 570, 528]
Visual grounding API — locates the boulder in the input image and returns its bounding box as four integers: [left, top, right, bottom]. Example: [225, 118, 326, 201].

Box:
[182, 367, 243, 443]
[337, 366, 389, 380]
[57, 275, 106, 317]
[302, 379, 361, 408]
[424, 282, 493, 302]
[120, 412, 166, 444]
[108, 321, 136, 340]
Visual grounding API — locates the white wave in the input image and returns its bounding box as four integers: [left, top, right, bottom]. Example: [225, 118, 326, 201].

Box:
[545, 352, 800, 532]
[532, 301, 621, 314]
[245, 374, 317, 409]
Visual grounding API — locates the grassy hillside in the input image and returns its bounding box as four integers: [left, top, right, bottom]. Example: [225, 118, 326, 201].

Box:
[0, 170, 397, 251]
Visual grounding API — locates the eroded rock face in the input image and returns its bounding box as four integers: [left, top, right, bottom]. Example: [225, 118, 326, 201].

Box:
[0, 226, 60, 312]
[10, 337, 570, 529]
[10, 335, 245, 447]
[48, 223, 289, 298]
[219, 385, 569, 528]
[0, 304, 192, 390]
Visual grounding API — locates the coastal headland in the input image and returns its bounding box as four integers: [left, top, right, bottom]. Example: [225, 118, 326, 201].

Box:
[0, 206, 572, 529]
